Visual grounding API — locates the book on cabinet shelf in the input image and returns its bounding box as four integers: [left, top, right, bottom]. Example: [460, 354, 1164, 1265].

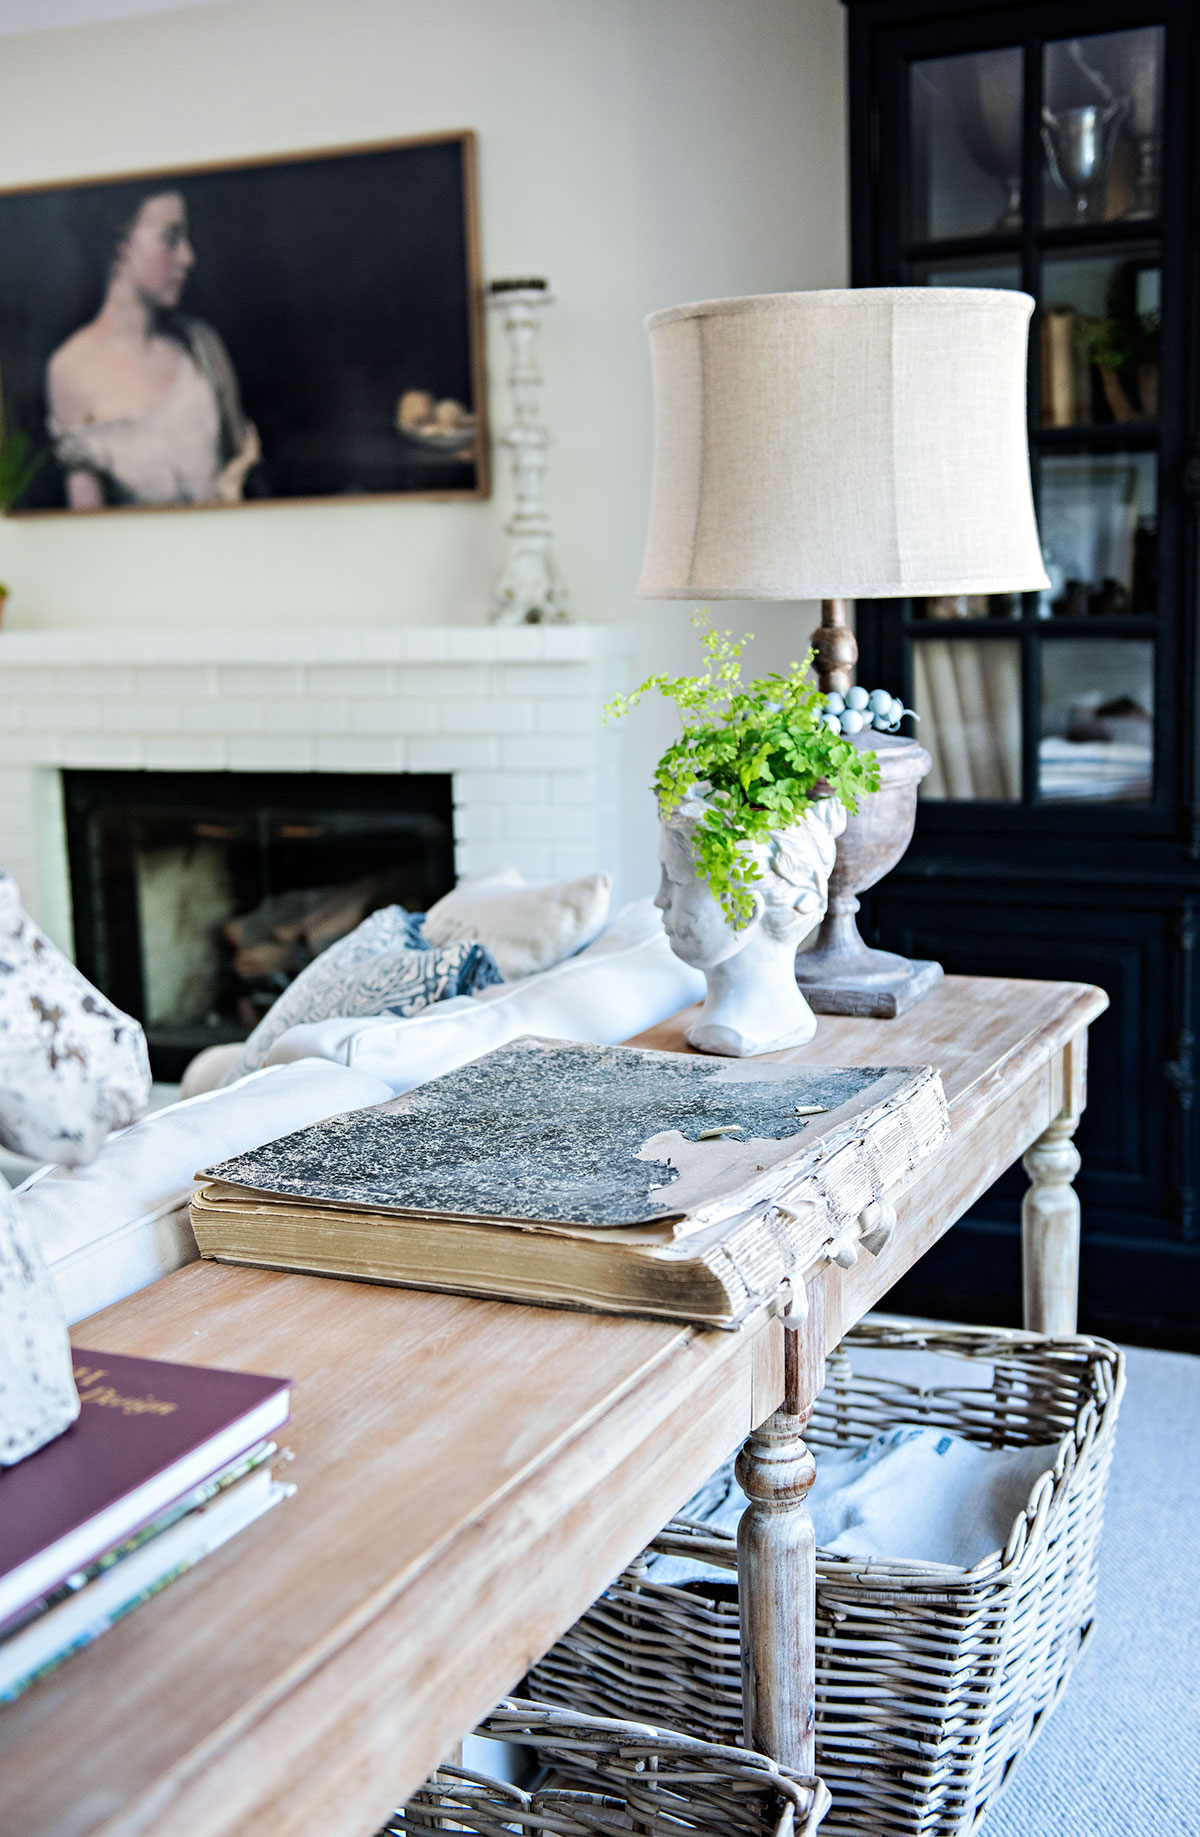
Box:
[1041, 306, 1091, 429]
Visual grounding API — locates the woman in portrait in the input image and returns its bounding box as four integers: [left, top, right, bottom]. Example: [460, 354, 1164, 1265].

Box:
[45, 188, 259, 509]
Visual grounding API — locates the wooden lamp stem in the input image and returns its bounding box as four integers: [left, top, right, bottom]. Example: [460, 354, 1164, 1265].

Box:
[811, 597, 857, 696]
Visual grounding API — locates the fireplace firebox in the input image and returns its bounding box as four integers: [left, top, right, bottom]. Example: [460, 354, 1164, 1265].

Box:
[64, 770, 454, 1080]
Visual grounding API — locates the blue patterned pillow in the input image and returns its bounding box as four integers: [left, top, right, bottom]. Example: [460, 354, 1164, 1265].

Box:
[221, 906, 502, 1085]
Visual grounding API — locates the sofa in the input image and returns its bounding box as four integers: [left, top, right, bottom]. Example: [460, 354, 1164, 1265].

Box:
[16, 900, 703, 1326]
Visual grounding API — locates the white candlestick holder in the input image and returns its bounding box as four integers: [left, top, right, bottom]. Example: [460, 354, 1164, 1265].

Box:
[487, 279, 571, 625]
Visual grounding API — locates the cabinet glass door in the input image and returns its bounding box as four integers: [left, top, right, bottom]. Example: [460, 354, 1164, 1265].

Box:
[1038, 637, 1154, 801]
[1038, 452, 1156, 618]
[895, 18, 1168, 816]
[1040, 247, 1160, 428]
[909, 48, 1024, 240]
[913, 640, 1022, 801]
[1041, 29, 1163, 229]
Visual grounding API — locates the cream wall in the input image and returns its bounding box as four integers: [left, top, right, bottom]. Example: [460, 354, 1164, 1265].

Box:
[0, 0, 848, 893]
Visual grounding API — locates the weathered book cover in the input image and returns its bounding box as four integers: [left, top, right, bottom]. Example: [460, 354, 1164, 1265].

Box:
[192, 1038, 949, 1326]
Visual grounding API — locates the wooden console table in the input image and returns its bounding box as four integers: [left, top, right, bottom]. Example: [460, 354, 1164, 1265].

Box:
[0, 975, 1105, 1837]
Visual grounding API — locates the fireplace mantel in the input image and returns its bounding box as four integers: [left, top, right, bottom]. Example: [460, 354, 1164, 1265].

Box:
[0, 625, 633, 667]
[0, 625, 632, 948]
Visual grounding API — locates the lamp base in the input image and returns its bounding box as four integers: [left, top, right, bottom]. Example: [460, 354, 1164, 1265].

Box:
[794, 730, 941, 1019]
[796, 952, 943, 1019]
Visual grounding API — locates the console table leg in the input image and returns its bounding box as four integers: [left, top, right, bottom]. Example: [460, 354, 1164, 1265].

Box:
[735, 1332, 819, 1773]
[1021, 1113, 1081, 1336]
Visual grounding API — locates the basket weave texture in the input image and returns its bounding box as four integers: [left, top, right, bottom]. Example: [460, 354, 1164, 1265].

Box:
[379, 1697, 830, 1837]
[528, 1323, 1124, 1837]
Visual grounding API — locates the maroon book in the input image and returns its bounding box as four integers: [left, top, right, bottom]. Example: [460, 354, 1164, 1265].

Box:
[0, 1349, 289, 1629]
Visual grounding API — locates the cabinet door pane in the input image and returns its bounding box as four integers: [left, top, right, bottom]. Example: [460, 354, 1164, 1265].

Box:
[1040, 246, 1160, 426]
[915, 593, 1022, 622]
[1037, 637, 1153, 799]
[1038, 452, 1157, 617]
[910, 48, 1023, 241]
[1042, 28, 1164, 228]
[913, 639, 1022, 800]
[910, 254, 1023, 290]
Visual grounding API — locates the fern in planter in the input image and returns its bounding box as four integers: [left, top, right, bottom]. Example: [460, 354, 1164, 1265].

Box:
[606, 616, 880, 927]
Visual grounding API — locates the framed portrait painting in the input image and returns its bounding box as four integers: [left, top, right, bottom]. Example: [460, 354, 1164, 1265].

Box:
[0, 132, 487, 513]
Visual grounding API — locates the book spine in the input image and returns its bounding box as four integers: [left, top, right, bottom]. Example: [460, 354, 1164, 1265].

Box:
[0, 1442, 277, 1642]
[1041, 307, 1089, 428]
[691, 1067, 950, 1317]
[0, 1475, 291, 1701]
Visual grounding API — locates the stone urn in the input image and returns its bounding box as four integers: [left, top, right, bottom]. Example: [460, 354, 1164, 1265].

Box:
[794, 733, 941, 1018]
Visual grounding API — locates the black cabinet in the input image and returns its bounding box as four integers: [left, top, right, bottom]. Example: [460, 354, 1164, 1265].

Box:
[845, 0, 1200, 1346]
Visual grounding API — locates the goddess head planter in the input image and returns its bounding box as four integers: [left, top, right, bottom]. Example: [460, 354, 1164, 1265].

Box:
[656, 793, 845, 1056]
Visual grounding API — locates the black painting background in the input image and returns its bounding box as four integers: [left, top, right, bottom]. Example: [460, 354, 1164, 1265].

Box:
[0, 137, 479, 507]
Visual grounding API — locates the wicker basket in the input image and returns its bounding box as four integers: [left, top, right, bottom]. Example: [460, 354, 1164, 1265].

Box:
[379, 1697, 831, 1837]
[528, 1322, 1124, 1837]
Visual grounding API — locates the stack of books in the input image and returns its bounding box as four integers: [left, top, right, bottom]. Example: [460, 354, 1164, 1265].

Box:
[0, 1349, 291, 1701]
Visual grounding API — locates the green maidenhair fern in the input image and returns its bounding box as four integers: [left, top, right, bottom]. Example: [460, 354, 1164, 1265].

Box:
[606, 614, 880, 928]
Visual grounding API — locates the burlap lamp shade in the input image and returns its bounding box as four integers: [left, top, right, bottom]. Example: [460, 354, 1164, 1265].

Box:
[637, 287, 1048, 603]
[636, 286, 1048, 1020]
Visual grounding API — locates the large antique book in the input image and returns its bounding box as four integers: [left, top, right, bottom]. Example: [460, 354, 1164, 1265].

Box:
[191, 1038, 949, 1327]
[0, 1349, 290, 1630]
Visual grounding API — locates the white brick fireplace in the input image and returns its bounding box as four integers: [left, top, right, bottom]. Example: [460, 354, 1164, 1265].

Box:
[0, 624, 632, 949]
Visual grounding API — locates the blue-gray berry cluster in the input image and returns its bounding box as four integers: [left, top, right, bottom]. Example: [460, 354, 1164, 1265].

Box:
[821, 686, 916, 738]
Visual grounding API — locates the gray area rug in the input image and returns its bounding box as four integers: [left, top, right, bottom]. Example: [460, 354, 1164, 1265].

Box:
[981, 1342, 1200, 1836]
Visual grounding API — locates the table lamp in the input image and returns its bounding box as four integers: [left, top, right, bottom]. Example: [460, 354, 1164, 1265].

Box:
[637, 287, 1048, 1017]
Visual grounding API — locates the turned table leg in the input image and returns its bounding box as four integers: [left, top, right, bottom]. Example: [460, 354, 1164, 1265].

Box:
[1021, 1112, 1081, 1336]
[735, 1329, 820, 1773]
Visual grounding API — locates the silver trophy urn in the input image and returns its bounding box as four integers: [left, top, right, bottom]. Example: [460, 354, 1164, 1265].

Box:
[1041, 98, 1127, 221]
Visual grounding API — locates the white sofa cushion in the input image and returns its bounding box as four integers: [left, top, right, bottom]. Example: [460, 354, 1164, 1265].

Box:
[423, 868, 612, 978]
[17, 1060, 393, 1325]
[260, 899, 703, 1094]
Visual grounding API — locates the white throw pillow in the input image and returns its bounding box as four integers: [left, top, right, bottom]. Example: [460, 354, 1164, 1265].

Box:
[18, 1059, 393, 1324]
[423, 868, 612, 979]
[260, 899, 704, 1095]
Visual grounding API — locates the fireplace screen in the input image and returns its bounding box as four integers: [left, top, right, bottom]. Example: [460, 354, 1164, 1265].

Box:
[63, 769, 454, 1080]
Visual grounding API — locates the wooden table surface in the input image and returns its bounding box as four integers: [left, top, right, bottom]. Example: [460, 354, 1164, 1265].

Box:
[0, 976, 1107, 1837]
